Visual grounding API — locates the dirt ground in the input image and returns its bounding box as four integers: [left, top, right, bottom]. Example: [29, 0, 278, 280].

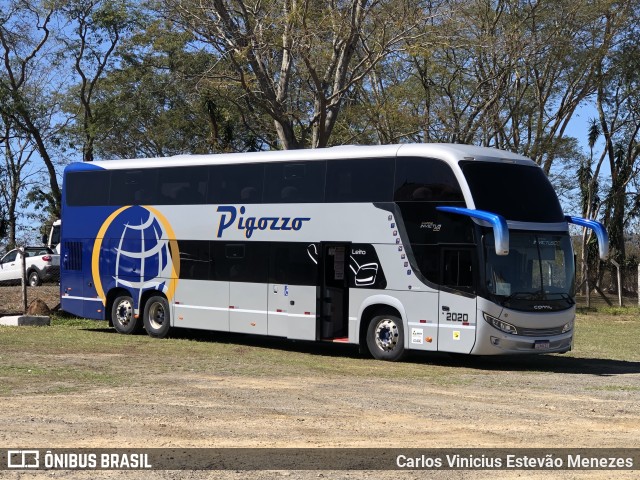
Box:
[0, 284, 60, 315]
[1, 285, 639, 479]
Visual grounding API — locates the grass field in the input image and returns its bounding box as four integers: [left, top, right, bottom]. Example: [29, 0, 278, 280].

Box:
[1, 307, 639, 397]
[572, 307, 640, 361]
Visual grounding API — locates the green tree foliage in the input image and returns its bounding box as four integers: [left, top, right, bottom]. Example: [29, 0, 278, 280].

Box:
[71, 16, 264, 158]
[0, 0, 63, 218]
[594, 26, 640, 290]
[165, 0, 428, 149]
[59, 0, 140, 162]
[343, 0, 624, 172]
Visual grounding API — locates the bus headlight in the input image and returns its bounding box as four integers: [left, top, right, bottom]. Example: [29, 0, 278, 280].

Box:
[483, 312, 518, 335]
[561, 320, 574, 333]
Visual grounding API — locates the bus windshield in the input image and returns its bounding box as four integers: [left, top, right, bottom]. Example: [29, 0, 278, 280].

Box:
[484, 232, 575, 311]
[460, 161, 565, 222]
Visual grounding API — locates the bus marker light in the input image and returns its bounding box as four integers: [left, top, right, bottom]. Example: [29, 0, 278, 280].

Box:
[419, 320, 426, 323]
[426, 337, 433, 343]
[250, 322, 256, 327]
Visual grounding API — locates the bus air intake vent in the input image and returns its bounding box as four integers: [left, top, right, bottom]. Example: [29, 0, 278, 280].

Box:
[63, 241, 83, 271]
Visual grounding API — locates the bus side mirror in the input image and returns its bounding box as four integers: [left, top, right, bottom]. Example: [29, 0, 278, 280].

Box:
[565, 216, 609, 260]
[436, 206, 509, 256]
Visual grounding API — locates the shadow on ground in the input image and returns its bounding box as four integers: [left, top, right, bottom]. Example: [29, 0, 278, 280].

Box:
[81, 322, 640, 377]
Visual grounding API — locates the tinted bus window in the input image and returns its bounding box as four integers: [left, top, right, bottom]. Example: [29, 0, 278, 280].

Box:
[157, 167, 208, 205]
[208, 164, 264, 204]
[394, 157, 463, 202]
[443, 249, 475, 292]
[66, 171, 110, 206]
[178, 240, 211, 280]
[325, 158, 394, 202]
[411, 244, 439, 284]
[212, 242, 269, 282]
[269, 243, 319, 285]
[110, 169, 158, 205]
[264, 162, 326, 203]
[460, 161, 564, 222]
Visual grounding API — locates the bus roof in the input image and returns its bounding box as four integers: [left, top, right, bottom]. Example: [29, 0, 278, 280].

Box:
[69, 143, 536, 172]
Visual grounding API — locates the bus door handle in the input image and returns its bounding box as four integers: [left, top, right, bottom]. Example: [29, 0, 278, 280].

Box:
[441, 306, 450, 312]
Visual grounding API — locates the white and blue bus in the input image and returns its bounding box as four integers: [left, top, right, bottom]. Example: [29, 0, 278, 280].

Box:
[59, 144, 608, 360]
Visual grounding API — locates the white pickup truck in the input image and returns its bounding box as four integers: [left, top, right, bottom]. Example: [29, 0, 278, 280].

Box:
[0, 246, 60, 286]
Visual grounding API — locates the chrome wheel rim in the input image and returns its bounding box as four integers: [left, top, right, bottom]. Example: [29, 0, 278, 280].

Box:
[115, 299, 133, 327]
[374, 318, 399, 352]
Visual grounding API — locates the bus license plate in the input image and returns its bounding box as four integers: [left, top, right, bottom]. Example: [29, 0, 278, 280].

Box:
[534, 341, 550, 350]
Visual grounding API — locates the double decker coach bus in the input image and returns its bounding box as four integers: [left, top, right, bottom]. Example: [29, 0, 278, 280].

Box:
[60, 144, 608, 360]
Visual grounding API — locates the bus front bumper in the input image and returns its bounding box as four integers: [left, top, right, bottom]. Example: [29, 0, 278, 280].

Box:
[471, 321, 573, 355]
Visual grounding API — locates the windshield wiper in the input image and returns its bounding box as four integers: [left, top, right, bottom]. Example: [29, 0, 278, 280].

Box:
[501, 290, 575, 307]
[550, 292, 575, 306]
[500, 290, 545, 306]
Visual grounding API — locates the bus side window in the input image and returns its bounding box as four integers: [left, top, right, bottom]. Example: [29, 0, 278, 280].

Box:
[325, 158, 394, 202]
[66, 171, 110, 206]
[412, 245, 439, 284]
[269, 243, 318, 286]
[209, 164, 264, 204]
[178, 240, 211, 280]
[442, 249, 474, 292]
[158, 167, 208, 205]
[222, 243, 269, 283]
[264, 162, 326, 203]
[110, 170, 158, 205]
[394, 157, 464, 202]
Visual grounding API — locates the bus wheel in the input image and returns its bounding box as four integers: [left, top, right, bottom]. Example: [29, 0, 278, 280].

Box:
[111, 295, 140, 334]
[143, 296, 171, 338]
[366, 314, 406, 361]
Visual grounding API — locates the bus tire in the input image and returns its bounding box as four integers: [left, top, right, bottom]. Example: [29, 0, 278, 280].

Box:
[143, 295, 171, 338]
[111, 294, 140, 334]
[366, 314, 406, 361]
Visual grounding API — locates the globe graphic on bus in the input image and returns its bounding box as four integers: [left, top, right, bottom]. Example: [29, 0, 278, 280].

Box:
[95, 205, 179, 302]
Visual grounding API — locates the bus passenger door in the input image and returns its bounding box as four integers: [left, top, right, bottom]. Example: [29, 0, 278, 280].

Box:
[438, 248, 477, 354]
[319, 243, 349, 340]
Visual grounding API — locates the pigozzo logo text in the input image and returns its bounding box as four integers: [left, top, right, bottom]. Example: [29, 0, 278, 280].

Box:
[216, 206, 310, 238]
